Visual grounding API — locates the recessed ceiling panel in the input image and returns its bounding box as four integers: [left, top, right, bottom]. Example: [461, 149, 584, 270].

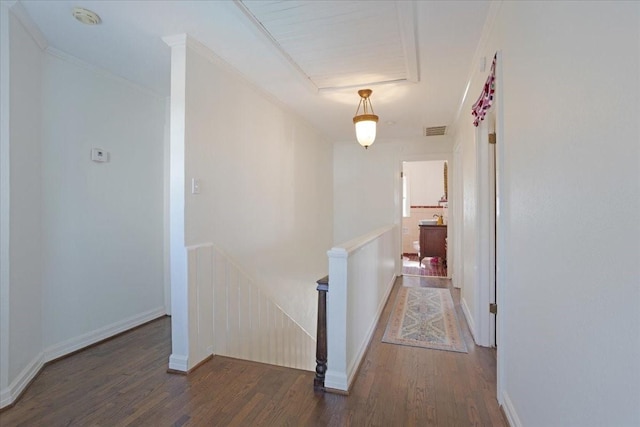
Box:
[237, 0, 418, 90]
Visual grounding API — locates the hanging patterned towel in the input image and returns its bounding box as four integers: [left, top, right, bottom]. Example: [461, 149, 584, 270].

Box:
[471, 54, 497, 127]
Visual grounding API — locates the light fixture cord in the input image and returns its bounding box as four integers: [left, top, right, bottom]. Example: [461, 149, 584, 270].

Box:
[354, 97, 376, 116]
[354, 97, 365, 116]
[366, 98, 375, 115]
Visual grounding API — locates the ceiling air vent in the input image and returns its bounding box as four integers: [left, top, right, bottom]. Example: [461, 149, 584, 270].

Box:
[424, 126, 447, 137]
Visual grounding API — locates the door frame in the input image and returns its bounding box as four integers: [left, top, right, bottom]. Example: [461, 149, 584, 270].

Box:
[397, 153, 454, 279]
[475, 118, 494, 348]
[474, 50, 506, 402]
[494, 50, 506, 403]
[474, 51, 505, 354]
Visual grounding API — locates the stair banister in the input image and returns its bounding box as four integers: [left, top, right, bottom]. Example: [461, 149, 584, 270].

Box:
[314, 275, 329, 391]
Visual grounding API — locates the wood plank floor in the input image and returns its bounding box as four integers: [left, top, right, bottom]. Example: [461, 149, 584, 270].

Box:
[0, 275, 506, 426]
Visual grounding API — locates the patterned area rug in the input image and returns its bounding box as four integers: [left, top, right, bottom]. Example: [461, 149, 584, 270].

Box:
[382, 287, 467, 353]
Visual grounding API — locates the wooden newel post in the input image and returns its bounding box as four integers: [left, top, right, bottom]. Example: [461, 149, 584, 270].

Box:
[314, 275, 329, 392]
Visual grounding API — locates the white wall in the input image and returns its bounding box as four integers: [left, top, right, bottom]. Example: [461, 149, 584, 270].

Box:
[40, 51, 166, 355]
[180, 38, 333, 338]
[1, 6, 169, 402]
[1, 8, 44, 402]
[333, 137, 453, 244]
[403, 160, 446, 206]
[333, 137, 453, 277]
[453, 1, 640, 425]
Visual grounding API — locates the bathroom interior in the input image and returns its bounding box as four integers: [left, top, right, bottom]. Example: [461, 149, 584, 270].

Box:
[401, 160, 449, 277]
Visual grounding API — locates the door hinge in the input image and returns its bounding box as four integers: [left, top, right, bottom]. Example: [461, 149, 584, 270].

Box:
[488, 133, 497, 144]
[489, 303, 497, 314]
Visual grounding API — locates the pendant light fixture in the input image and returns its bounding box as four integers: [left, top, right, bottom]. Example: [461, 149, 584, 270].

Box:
[353, 89, 379, 149]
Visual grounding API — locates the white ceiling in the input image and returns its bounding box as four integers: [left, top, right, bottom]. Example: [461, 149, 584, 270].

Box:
[237, 0, 419, 90]
[17, 0, 491, 143]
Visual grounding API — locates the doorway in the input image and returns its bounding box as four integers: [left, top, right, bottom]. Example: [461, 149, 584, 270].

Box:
[401, 160, 449, 278]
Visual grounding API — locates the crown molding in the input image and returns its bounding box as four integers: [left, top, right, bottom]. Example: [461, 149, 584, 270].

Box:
[45, 47, 164, 100]
[7, 1, 47, 50]
[161, 33, 329, 143]
[232, 0, 319, 94]
[397, 0, 420, 84]
[162, 34, 188, 48]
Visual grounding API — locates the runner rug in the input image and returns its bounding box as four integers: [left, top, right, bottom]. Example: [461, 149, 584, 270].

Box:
[382, 287, 468, 353]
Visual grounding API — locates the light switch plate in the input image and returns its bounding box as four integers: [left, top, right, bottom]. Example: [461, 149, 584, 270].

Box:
[191, 178, 201, 194]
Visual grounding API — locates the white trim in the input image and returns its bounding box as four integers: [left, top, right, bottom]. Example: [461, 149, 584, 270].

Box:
[43, 307, 166, 361]
[398, 153, 455, 281]
[163, 96, 171, 315]
[328, 224, 395, 257]
[168, 354, 189, 372]
[488, 137, 497, 347]
[184, 33, 293, 102]
[231, 0, 319, 94]
[162, 33, 326, 141]
[474, 119, 492, 347]
[0, 352, 44, 409]
[325, 252, 348, 391]
[452, 143, 464, 289]
[165, 38, 190, 371]
[324, 371, 348, 391]
[501, 391, 523, 427]
[44, 47, 164, 100]
[162, 33, 188, 48]
[460, 297, 477, 343]
[0, 307, 164, 409]
[494, 49, 507, 404]
[0, 1, 11, 394]
[396, 0, 419, 83]
[7, 1, 47, 50]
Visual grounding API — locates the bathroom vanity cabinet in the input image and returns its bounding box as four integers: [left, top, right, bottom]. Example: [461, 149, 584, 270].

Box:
[419, 224, 447, 265]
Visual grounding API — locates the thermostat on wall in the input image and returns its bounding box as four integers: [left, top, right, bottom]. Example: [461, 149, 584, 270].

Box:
[91, 148, 109, 163]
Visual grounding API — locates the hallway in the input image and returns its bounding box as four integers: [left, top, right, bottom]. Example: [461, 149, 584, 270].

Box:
[0, 276, 505, 426]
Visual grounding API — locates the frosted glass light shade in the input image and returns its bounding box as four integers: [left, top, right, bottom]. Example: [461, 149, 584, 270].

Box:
[355, 119, 377, 148]
[352, 89, 379, 149]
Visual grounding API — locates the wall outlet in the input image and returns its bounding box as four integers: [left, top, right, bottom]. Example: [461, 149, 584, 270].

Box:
[402, 227, 409, 234]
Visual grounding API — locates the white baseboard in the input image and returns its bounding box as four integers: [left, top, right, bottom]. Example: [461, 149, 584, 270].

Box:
[0, 307, 166, 409]
[460, 297, 477, 343]
[501, 391, 522, 427]
[324, 371, 348, 391]
[346, 273, 396, 389]
[168, 354, 189, 372]
[43, 307, 166, 361]
[0, 352, 44, 409]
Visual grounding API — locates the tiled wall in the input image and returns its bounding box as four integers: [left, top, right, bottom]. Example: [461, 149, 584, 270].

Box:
[401, 206, 447, 254]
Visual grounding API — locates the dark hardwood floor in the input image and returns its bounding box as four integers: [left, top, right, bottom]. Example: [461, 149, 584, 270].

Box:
[0, 275, 506, 426]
